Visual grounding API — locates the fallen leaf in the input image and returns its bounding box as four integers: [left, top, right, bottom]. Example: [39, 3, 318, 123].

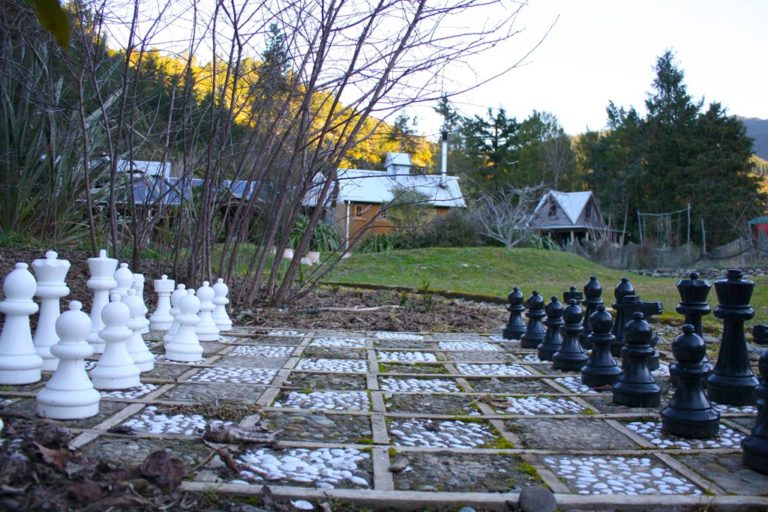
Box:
[140, 450, 185, 492]
[67, 481, 102, 502]
[33, 442, 69, 470]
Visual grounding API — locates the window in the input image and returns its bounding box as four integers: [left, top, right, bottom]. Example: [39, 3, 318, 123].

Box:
[585, 202, 592, 220]
[354, 204, 364, 217]
[548, 198, 557, 218]
[379, 207, 387, 219]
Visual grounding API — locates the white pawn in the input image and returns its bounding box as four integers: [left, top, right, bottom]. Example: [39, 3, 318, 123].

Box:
[165, 290, 203, 362]
[212, 278, 233, 331]
[32, 250, 71, 371]
[195, 281, 220, 341]
[123, 289, 154, 372]
[90, 293, 140, 390]
[164, 284, 187, 346]
[86, 249, 117, 354]
[113, 263, 134, 297]
[0, 263, 42, 384]
[36, 301, 100, 419]
[132, 273, 150, 334]
[149, 275, 174, 331]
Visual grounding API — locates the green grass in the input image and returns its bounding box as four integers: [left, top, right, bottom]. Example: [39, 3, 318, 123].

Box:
[327, 247, 768, 324]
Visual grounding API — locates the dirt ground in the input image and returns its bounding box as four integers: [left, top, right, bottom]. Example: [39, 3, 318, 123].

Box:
[0, 247, 507, 334]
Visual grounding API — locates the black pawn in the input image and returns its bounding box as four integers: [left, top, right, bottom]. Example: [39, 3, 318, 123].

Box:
[611, 277, 636, 357]
[661, 324, 720, 438]
[552, 300, 588, 371]
[612, 312, 661, 408]
[743, 324, 768, 474]
[581, 304, 621, 388]
[707, 269, 759, 406]
[676, 272, 713, 373]
[520, 291, 546, 349]
[580, 276, 603, 349]
[503, 287, 527, 340]
[538, 297, 564, 361]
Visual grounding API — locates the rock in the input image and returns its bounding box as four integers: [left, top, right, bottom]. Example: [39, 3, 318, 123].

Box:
[518, 485, 556, 512]
[291, 500, 314, 510]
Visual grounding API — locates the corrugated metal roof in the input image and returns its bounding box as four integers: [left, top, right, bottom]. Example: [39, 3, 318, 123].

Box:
[335, 169, 465, 208]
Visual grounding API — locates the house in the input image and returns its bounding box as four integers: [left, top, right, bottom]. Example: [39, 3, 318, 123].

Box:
[331, 152, 465, 248]
[528, 190, 608, 243]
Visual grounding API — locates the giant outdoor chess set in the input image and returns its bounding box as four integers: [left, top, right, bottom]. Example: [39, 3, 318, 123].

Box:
[0, 251, 767, 510]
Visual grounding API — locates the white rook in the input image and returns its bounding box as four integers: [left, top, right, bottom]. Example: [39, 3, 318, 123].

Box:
[32, 250, 70, 371]
[0, 263, 42, 384]
[149, 274, 174, 331]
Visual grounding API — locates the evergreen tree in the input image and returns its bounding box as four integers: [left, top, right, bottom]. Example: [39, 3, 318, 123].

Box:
[578, 50, 767, 245]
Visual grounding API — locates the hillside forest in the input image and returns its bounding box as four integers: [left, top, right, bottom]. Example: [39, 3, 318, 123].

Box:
[1, 1, 767, 306]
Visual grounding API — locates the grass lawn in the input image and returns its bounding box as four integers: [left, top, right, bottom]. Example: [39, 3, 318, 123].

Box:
[327, 247, 768, 326]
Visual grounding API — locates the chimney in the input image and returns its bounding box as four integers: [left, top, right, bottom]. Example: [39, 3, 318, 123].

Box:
[440, 130, 448, 182]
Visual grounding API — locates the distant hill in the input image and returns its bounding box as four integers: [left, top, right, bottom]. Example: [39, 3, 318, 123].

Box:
[737, 116, 768, 160]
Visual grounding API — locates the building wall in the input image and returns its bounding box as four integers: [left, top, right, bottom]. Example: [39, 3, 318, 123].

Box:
[333, 201, 454, 246]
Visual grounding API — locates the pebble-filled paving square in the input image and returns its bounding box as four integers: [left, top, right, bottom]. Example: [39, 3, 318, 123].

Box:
[2, 327, 767, 510]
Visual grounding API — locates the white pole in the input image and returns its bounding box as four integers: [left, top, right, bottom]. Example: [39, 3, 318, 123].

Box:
[344, 201, 351, 252]
[440, 130, 448, 181]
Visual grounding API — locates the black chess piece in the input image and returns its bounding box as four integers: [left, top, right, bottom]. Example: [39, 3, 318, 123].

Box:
[520, 291, 546, 349]
[581, 304, 621, 388]
[661, 324, 720, 438]
[612, 312, 661, 407]
[612, 290, 663, 370]
[742, 324, 768, 474]
[611, 277, 636, 356]
[707, 269, 759, 406]
[563, 286, 583, 305]
[538, 297, 564, 361]
[580, 276, 603, 349]
[552, 300, 588, 371]
[503, 287, 527, 340]
[676, 272, 713, 373]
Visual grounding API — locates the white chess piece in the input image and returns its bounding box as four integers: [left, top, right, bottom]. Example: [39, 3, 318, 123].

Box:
[85, 249, 117, 354]
[0, 263, 42, 384]
[164, 284, 186, 346]
[36, 301, 100, 419]
[123, 289, 154, 372]
[32, 250, 70, 371]
[113, 263, 134, 298]
[195, 281, 220, 341]
[149, 275, 174, 331]
[212, 278, 233, 331]
[132, 273, 150, 334]
[165, 290, 203, 362]
[90, 293, 141, 389]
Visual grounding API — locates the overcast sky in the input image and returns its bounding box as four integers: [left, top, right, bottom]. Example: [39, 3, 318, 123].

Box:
[411, 0, 768, 138]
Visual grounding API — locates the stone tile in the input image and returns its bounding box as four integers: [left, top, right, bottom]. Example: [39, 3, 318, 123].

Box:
[393, 452, 539, 492]
[158, 382, 267, 404]
[261, 412, 372, 444]
[509, 418, 637, 450]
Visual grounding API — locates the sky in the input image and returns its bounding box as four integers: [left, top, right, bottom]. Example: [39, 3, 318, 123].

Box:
[410, 0, 768, 138]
